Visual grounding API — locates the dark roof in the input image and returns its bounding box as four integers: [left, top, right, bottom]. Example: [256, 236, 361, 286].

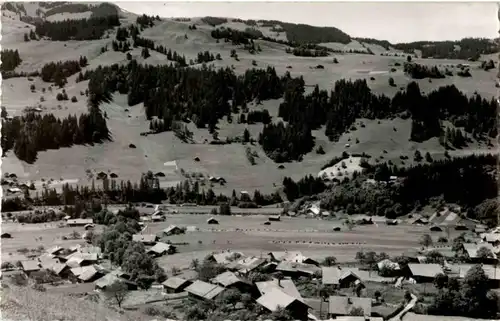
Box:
[185, 280, 225, 300]
[162, 276, 190, 290]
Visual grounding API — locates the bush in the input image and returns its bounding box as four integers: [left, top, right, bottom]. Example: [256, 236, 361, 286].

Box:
[71, 96, 77, 103]
[388, 77, 396, 87]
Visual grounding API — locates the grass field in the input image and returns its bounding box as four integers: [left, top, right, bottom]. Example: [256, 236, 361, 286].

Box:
[1, 212, 458, 271]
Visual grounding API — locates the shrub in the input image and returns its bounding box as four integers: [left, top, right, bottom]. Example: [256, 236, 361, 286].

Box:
[71, 96, 77, 103]
[388, 77, 396, 87]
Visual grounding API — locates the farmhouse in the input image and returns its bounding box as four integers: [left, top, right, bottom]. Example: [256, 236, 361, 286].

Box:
[162, 276, 192, 293]
[132, 234, 157, 245]
[211, 271, 254, 293]
[458, 243, 497, 262]
[46, 246, 64, 256]
[94, 273, 137, 291]
[67, 218, 94, 227]
[328, 295, 372, 318]
[481, 233, 500, 245]
[206, 251, 244, 265]
[256, 288, 309, 320]
[322, 267, 363, 288]
[207, 217, 219, 224]
[276, 261, 320, 278]
[49, 263, 71, 278]
[161, 225, 184, 236]
[409, 216, 429, 225]
[20, 260, 41, 275]
[147, 242, 175, 257]
[227, 256, 267, 274]
[65, 253, 98, 268]
[185, 280, 226, 301]
[151, 214, 165, 222]
[404, 264, 443, 283]
[255, 279, 303, 301]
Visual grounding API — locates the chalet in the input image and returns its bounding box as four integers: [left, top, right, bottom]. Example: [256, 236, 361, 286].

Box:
[94, 273, 137, 291]
[404, 264, 443, 283]
[269, 215, 281, 222]
[229, 256, 267, 274]
[46, 246, 64, 256]
[67, 219, 94, 227]
[65, 253, 98, 268]
[185, 280, 225, 301]
[161, 225, 184, 236]
[255, 279, 303, 301]
[482, 233, 500, 246]
[322, 267, 363, 288]
[207, 217, 219, 225]
[20, 260, 40, 275]
[458, 243, 497, 263]
[206, 251, 244, 265]
[49, 263, 71, 278]
[162, 276, 192, 293]
[72, 265, 105, 283]
[147, 242, 175, 257]
[256, 288, 309, 320]
[211, 271, 254, 293]
[328, 296, 372, 318]
[276, 261, 320, 278]
[132, 234, 157, 245]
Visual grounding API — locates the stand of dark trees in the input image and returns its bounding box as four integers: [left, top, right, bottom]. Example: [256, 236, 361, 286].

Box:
[1, 73, 110, 163]
[404, 62, 445, 79]
[196, 51, 217, 63]
[283, 175, 326, 201]
[355, 38, 392, 50]
[112, 40, 130, 52]
[255, 20, 351, 44]
[34, 15, 120, 41]
[318, 154, 497, 220]
[1, 109, 109, 163]
[278, 78, 496, 145]
[258, 122, 314, 162]
[210, 28, 260, 45]
[83, 61, 290, 136]
[40, 57, 87, 87]
[136, 14, 159, 28]
[133, 36, 187, 66]
[0, 49, 22, 72]
[287, 45, 329, 57]
[393, 38, 497, 60]
[201, 16, 228, 26]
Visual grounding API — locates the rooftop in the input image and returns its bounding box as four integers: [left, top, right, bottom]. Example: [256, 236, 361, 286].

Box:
[185, 280, 225, 300]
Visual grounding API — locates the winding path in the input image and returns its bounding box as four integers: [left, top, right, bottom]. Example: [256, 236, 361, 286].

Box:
[389, 293, 418, 321]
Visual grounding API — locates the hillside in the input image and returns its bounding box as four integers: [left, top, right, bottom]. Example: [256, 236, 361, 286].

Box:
[1, 1, 498, 204]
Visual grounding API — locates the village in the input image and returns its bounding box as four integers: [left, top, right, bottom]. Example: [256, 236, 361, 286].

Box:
[2, 203, 500, 321]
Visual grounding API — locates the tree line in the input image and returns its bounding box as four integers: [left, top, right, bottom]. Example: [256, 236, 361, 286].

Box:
[393, 38, 497, 60]
[287, 45, 329, 57]
[0, 49, 22, 72]
[210, 27, 260, 45]
[40, 57, 87, 87]
[318, 154, 497, 219]
[82, 61, 289, 135]
[1, 109, 109, 163]
[278, 78, 496, 147]
[404, 62, 445, 79]
[34, 15, 120, 41]
[133, 36, 188, 66]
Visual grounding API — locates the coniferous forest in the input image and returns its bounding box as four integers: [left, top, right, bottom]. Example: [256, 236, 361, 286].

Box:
[34, 15, 120, 41]
[0, 49, 22, 72]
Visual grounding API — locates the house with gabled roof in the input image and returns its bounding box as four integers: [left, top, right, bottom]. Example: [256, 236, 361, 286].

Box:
[256, 288, 309, 320]
[184, 280, 225, 301]
[162, 276, 192, 293]
[211, 271, 255, 294]
[161, 225, 185, 236]
[206, 251, 244, 265]
[404, 264, 443, 283]
[20, 260, 40, 275]
[147, 242, 175, 257]
[132, 234, 157, 245]
[94, 273, 137, 291]
[276, 261, 320, 278]
[67, 218, 93, 227]
[458, 243, 498, 263]
[322, 266, 363, 288]
[255, 279, 303, 301]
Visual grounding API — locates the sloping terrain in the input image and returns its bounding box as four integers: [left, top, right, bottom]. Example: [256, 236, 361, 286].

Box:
[1, 2, 498, 197]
